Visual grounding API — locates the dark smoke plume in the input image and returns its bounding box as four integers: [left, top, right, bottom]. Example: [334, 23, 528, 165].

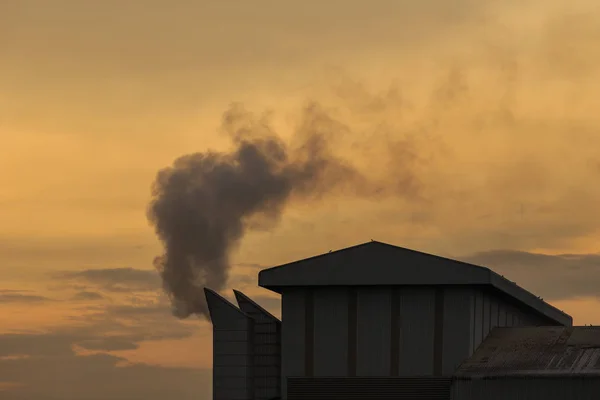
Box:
[147, 103, 366, 319]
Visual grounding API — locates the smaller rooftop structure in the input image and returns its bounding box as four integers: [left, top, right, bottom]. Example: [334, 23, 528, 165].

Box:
[258, 241, 572, 326]
[455, 327, 600, 378]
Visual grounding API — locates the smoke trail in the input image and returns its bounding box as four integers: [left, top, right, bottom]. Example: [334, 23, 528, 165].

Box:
[147, 103, 370, 319]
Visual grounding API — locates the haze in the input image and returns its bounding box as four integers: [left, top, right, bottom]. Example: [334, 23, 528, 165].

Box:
[2, 1, 600, 399]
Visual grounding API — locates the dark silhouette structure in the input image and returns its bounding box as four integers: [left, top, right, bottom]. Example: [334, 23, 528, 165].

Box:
[205, 241, 598, 400]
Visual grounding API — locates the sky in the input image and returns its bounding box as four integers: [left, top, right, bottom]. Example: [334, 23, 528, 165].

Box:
[2, 0, 600, 398]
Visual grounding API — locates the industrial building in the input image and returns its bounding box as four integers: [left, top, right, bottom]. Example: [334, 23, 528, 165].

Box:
[453, 326, 600, 400]
[205, 241, 599, 399]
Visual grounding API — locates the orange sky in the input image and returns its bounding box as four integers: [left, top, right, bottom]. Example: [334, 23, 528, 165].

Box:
[2, 0, 600, 399]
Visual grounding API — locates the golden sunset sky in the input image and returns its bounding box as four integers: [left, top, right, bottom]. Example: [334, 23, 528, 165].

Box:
[3, 0, 600, 398]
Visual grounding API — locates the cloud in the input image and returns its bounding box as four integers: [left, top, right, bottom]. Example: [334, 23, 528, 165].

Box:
[0, 297, 209, 398]
[0, 291, 52, 303]
[1, 266, 201, 362]
[0, 333, 76, 358]
[48, 266, 200, 343]
[0, 302, 197, 357]
[0, 238, 148, 272]
[55, 268, 160, 292]
[76, 337, 139, 352]
[106, 303, 171, 318]
[461, 250, 600, 301]
[71, 291, 104, 301]
[0, 351, 210, 400]
[0, 299, 204, 397]
[68, 303, 197, 344]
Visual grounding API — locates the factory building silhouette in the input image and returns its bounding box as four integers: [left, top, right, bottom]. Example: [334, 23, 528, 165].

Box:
[205, 241, 600, 400]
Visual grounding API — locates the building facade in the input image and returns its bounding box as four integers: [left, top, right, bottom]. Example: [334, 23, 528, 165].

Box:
[205, 241, 574, 400]
[453, 326, 600, 400]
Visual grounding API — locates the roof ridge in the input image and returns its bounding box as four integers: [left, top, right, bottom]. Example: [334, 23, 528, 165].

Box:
[259, 240, 492, 274]
[258, 240, 377, 274]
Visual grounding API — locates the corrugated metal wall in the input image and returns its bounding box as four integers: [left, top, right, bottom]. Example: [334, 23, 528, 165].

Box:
[235, 291, 281, 400]
[205, 290, 254, 400]
[452, 377, 600, 400]
[288, 377, 451, 400]
[470, 289, 549, 353]
[313, 289, 349, 376]
[398, 288, 436, 375]
[281, 289, 306, 398]
[279, 286, 554, 399]
[443, 289, 473, 375]
[356, 288, 392, 376]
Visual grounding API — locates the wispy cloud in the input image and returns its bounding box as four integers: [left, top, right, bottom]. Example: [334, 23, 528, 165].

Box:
[0, 291, 53, 303]
[0, 351, 209, 400]
[54, 268, 160, 293]
[71, 291, 104, 301]
[461, 250, 600, 301]
[0, 288, 207, 398]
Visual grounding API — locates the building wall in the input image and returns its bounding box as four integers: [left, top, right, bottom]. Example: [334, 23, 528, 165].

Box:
[470, 288, 550, 354]
[235, 291, 281, 400]
[442, 288, 473, 375]
[206, 291, 254, 400]
[280, 286, 557, 399]
[313, 288, 350, 376]
[398, 287, 436, 375]
[288, 377, 452, 400]
[452, 377, 600, 400]
[356, 287, 392, 376]
[281, 288, 306, 398]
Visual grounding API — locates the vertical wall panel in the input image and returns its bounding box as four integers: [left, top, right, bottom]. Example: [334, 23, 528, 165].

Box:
[508, 307, 515, 325]
[490, 299, 499, 333]
[473, 290, 483, 352]
[398, 288, 435, 375]
[390, 288, 401, 376]
[313, 289, 349, 376]
[305, 290, 314, 376]
[469, 290, 475, 355]
[482, 294, 491, 340]
[442, 289, 473, 375]
[235, 290, 282, 400]
[205, 289, 254, 400]
[507, 312, 514, 327]
[508, 305, 520, 327]
[281, 289, 306, 398]
[280, 284, 561, 399]
[356, 287, 392, 376]
[499, 305, 507, 327]
[433, 288, 445, 376]
[347, 288, 358, 376]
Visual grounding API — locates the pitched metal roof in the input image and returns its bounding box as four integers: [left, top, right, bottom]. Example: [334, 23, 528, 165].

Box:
[233, 289, 281, 324]
[455, 327, 600, 378]
[204, 288, 252, 327]
[258, 241, 572, 326]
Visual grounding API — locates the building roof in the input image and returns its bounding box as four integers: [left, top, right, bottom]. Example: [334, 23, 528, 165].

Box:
[455, 327, 600, 378]
[204, 288, 252, 328]
[258, 241, 572, 326]
[233, 289, 281, 324]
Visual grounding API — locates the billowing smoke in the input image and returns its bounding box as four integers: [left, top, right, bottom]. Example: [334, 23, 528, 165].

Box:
[147, 102, 380, 319]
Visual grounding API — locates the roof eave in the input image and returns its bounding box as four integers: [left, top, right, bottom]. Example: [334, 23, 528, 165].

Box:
[489, 273, 573, 326]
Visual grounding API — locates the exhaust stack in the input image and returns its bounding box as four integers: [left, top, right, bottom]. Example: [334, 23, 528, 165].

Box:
[205, 288, 282, 400]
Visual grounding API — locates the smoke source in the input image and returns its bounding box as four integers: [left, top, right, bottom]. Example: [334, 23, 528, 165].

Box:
[147, 103, 371, 319]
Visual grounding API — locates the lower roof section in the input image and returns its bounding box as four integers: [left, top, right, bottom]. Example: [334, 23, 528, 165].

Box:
[258, 241, 572, 326]
[455, 326, 600, 378]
